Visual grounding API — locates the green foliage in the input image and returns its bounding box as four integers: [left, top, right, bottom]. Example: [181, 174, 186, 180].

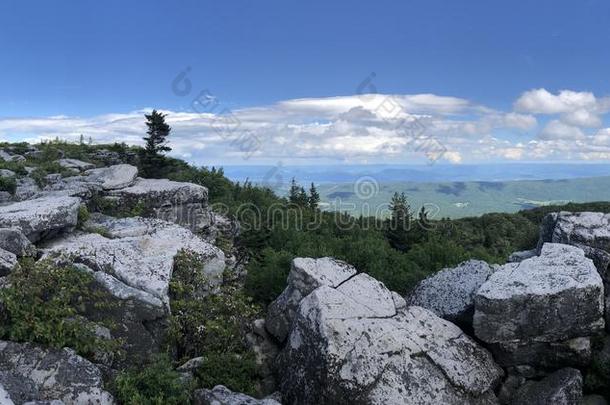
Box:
[0, 259, 118, 357]
[168, 250, 262, 395]
[194, 351, 259, 397]
[0, 160, 28, 176]
[0, 176, 16, 194]
[114, 355, 192, 405]
[77, 204, 91, 227]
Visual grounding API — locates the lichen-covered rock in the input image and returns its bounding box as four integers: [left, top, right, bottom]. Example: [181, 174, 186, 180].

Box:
[474, 243, 604, 368]
[0, 227, 36, 257]
[0, 248, 17, 276]
[265, 257, 357, 342]
[246, 319, 280, 395]
[193, 385, 281, 405]
[57, 158, 95, 171]
[510, 368, 583, 405]
[0, 169, 15, 178]
[538, 211, 610, 330]
[14, 177, 41, 201]
[406, 259, 495, 325]
[277, 263, 503, 405]
[0, 196, 80, 242]
[0, 341, 114, 404]
[108, 178, 212, 232]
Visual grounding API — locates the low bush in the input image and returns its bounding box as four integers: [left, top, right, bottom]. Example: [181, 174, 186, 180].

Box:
[0, 258, 118, 358]
[0, 176, 17, 195]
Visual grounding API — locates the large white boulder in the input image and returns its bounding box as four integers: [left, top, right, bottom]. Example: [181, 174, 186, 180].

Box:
[406, 259, 496, 325]
[474, 243, 605, 369]
[0, 341, 114, 404]
[276, 258, 503, 405]
[57, 158, 95, 171]
[265, 257, 357, 342]
[83, 164, 138, 190]
[0, 196, 80, 242]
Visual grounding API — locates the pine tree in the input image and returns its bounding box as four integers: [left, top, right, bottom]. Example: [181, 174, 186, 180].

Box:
[288, 178, 300, 204]
[308, 182, 320, 210]
[140, 110, 172, 178]
[386, 192, 412, 251]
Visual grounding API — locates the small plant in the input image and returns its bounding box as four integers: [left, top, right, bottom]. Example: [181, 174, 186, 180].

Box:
[0, 176, 17, 195]
[77, 204, 91, 228]
[194, 351, 259, 397]
[114, 355, 192, 405]
[0, 258, 119, 358]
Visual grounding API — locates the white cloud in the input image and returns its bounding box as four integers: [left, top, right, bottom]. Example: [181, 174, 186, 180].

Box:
[2, 90, 610, 164]
[539, 120, 585, 140]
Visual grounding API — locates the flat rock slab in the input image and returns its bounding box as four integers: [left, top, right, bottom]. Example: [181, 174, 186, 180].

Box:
[108, 178, 211, 231]
[407, 259, 495, 325]
[42, 215, 225, 307]
[0, 341, 114, 404]
[83, 164, 138, 190]
[474, 243, 604, 344]
[0, 196, 80, 242]
[57, 158, 95, 171]
[193, 385, 281, 405]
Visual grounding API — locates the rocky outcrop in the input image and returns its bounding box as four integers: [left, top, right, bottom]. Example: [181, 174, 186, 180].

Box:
[265, 257, 357, 342]
[275, 258, 503, 405]
[0, 340, 114, 404]
[507, 249, 537, 263]
[474, 243, 604, 369]
[0, 196, 80, 242]
[246, 319, 280, 395]
[406, 259, 496, 326]
[41, 214, 225, 363]
[108, 178, 212, 232]
[193, 385, 281, 405]
[510, 368, 583, 405]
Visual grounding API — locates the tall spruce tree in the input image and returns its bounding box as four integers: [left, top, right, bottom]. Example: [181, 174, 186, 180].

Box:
[308, 182, 320, 210]
[140, 110, 172, 178]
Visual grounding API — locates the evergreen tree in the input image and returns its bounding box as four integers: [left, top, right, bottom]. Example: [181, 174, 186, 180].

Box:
[297, 187, 308, 207]
[288, 178, 300, 204]
[386, 192, 412, 251]
[308, 182, 320, 210]
[140, 110, 172, 178]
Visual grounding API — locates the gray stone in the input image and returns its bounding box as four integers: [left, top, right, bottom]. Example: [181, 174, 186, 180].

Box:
[0, 150, 24, 163]
[246, 319, 280, 395]
[83, 164, 138, 190]
[508, 249, 537, 262]
[406, 259, 495, 325]
[14, 177, 41, 201]
[108, 178, 212, 232]
[0, 196, 80, 242]
[474, 243, 604, 369]
[277, 262, 503, 405]
[265, 257, 357, 342]
[0, 248, 17, 276]
[193, 385, 281, 405]
[0, 169, 15, 178]
[56, 159, 95, 171]
[582, 394, 608, 405]
[510, 368, 583, 405]
[0, 340, 114, 404]
[475, 243, 604, 343]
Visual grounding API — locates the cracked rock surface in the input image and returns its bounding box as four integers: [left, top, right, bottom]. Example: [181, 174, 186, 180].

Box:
[275, 258, 503, 405]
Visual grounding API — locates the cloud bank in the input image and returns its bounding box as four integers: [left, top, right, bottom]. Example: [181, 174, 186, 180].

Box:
[2, 88, 610, 165]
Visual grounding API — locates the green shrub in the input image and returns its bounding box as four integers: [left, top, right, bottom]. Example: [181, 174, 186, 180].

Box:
[77, 204, 91, 227]
[194, 351, 259, 397]
[0, 160, 27, 176]
[114, 355, 192, 405]
[0, 176, 16, 195]
[168, 250, 262, 395]
[0, 258, 118, 357]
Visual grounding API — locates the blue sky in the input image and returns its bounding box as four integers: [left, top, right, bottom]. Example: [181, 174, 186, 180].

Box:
[2, 0, 610, 165]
